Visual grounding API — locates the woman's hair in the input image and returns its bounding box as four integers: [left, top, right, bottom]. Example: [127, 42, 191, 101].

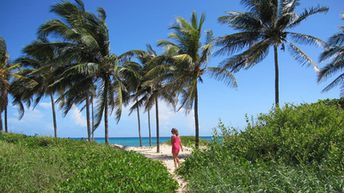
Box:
[171, 128, 179, 136]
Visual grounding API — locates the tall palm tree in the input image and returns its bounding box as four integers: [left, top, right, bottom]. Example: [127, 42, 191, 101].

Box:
[216, 0, 328, 107]
[125, 48, 154, 147]
[55, 77, 95, 141]
[38, 0, 131, 144]
[126, 45, 178, 152]
[0, 37, 9, 132]
[16, 40, 65, 138]
[158, 12, 237, 148]
[124, 62, 144, 147]
[318, 14, 344, 97]
[0, 37, 22, 133]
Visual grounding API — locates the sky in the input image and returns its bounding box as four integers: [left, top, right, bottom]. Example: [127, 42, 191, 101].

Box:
[0, 0, 343, 138]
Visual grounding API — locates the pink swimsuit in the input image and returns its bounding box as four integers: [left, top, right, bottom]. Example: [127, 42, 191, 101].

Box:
[172, 135, 181, 154]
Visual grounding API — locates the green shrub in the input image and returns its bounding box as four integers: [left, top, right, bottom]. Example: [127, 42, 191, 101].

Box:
[225, 102, 344, 165]
[164, 136, 209, 147]
[0, 133, 177, 193]
[179, 100, 344, 192]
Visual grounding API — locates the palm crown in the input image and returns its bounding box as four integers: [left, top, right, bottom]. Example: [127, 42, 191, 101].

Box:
[318, 14, 344, 97]
[158, 12, 236, 147]
[34, 0, 131, 143]
[0, 38, 22, 132]
[216, 0, 328, 106]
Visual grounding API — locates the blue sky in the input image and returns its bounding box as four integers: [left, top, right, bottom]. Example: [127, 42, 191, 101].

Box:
[0, 0, 343, 138]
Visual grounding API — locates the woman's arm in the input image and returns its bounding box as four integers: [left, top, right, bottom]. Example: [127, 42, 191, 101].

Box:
[180, 137, 183, 151]
[171, 135, 175, 144]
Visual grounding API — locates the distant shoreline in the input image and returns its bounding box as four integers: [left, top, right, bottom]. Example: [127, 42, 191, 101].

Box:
[72, 136, 213, 147]
[70, 136, 212, 139]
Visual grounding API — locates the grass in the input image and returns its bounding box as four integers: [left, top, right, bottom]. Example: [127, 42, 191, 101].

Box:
[178, 99, 344, 192]
[163, 136, 209, 147]
[0, 133, 178, 193]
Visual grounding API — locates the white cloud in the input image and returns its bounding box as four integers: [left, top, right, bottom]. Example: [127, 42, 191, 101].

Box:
[8, 108, 53, 136]
[38, 102, 51, 110]
[69, 105, 87, 127]
[156, 100, 194, 135]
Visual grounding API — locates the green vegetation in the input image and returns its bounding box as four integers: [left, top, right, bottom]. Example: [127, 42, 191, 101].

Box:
[1, 0, 342, 150]
[179, 100, 344, 192]
[164, 136, 209, 147]
[0, 133, 177, 193]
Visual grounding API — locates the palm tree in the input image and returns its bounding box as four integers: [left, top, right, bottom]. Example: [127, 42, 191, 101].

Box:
[125, 45, 178, 152]
[318, 14, 344, 97]
[125, 48, 155, 147]
[0, 37, 22, 133]
[123, 62, 144, 147]
[38, 0, 131, 144]
[55, 77, 95, 141]
[16, 40, 64, 138]
[216, 0, 328, 107]
[0, 37, 9, 132]
[158, 12, 237, 148]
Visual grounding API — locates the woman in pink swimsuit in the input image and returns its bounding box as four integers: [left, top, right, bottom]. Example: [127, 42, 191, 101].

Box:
[171, 128, 183, 168]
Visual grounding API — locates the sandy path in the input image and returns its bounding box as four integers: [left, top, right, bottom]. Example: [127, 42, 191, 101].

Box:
[124, 144, 190, 193]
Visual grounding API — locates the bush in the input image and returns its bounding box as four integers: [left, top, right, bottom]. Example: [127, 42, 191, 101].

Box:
[163, 136, 209, 147]
[0, 133, 177, 193]
[179, 100, 344, 192]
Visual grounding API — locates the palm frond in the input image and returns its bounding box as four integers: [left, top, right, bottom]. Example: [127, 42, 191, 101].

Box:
[318, 60, 344, 82]
[220, 40, 270, 72]
[321, 73, 344, 93]
[218, 11, 262, 31]
[207, 67, 238, 88]
[288, 32, 326, 47]
[215, 31, 260, 55]
[328, 33, 344, 46]
[289, 6, 329, 28]
[288, 42, 319, 71]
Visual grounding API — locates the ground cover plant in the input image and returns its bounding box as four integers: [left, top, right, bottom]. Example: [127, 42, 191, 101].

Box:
[178, 99, 344, 192]
[0, 133, 177, 193]
[164, 136, 209, 147]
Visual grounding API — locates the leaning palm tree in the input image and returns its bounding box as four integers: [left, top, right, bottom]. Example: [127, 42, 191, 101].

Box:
[16, 40, 64, 138]
[38, 0, 131, 144]
[318, 14, 344, 97]
[158, 12, 237, 148]
[216, 0, 328, 107]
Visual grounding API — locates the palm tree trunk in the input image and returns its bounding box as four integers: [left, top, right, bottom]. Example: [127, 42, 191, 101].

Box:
[4, 105, 8, 133]
[86, 96, 91, 142]
[50, 94, 57, 138]
[155, 96, 160, 153]
[136, 105, 142, 147]
[104, 80, 109, 145]
[148, 109, 152, 147]
[274, 45, 280, 108]
[194, 83, 200, 149]
[0, 110, 3, 132]
[91, 96, 95, 141]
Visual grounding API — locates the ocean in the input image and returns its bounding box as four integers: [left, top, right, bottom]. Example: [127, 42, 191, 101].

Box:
[75, 136, 212, 147]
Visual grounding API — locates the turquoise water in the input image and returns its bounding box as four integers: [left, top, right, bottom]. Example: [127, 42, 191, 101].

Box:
[75, 136, 212, 147]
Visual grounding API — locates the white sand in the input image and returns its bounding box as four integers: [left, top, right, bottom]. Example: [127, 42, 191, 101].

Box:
[124, 144, 191, 193]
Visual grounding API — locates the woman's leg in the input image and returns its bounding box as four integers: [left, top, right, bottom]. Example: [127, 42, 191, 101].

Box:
[172, 152, 178, 168]
[176, 152, 180, 167]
